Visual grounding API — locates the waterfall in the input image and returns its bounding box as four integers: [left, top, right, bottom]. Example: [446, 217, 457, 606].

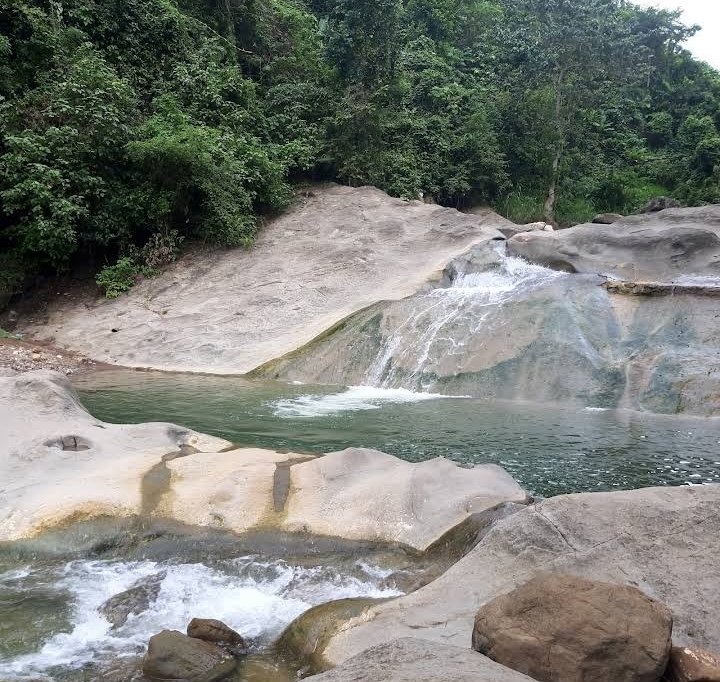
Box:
[365, 244, 566, 391]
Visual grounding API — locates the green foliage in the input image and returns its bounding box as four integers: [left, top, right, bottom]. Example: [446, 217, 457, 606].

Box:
[96, 256, 152, 299]
[1, 0, 719, 306]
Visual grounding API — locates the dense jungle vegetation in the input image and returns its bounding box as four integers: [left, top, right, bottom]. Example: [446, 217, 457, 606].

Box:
[1, 0, 719, 298]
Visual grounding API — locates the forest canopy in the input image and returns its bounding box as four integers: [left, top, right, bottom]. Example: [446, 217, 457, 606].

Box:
[1, 0, 719, 298]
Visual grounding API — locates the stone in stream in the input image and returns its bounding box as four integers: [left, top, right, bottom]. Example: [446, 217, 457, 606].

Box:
[142, 629, 236, 681]
[472, 573, 673, 682]
[0, 369, 233, 542]
[99, 571, 166, 628]
[305, 638, 536, 681]
[187, 618, 248, 656]
[666, 646, 720, 682]
[303, 484, 720, 671]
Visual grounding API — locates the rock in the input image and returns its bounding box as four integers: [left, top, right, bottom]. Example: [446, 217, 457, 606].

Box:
[471, 573, 672, 682]
[604, 280, 720, 297]
[0, 370, 232, 541]
[142, 629, 236, 682]
[666, 646, 720, 682]
[507, 205, 720, 281]
[187, 618, 247, 656]
[1, 371, 528, 545]
[279, 598, 387, 672]
[305, 638, 536, 682]
[281, 448, 529, 550]
[312, 485, 720, 669]
[642, 196, 682, 213]
[258, 262, 720, 415]
[21, 184, 508, 374]
[99, 571, 166, 628]
[592, 212, 624, 224]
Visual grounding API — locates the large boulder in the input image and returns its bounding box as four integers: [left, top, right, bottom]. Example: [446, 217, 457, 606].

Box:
[472, 573, 672, 682]
[159, 447, 529, 551]
[312, 484, 720, 669]
[666, 647, 720, 682]
[142, 630, 236, 681]
[0, 370, 232, 541]
[305, 638, 536, 682]
[20, 184, 507, 374]
[507, 205, 720, 280]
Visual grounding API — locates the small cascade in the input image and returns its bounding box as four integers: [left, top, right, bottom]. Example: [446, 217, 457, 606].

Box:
[365, 244, 567, 390]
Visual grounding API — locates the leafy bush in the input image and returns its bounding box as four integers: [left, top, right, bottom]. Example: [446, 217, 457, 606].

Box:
[95, 257, 153, 299]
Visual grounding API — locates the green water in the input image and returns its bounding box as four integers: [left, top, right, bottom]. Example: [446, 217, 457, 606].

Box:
[74, 369, 720, 497]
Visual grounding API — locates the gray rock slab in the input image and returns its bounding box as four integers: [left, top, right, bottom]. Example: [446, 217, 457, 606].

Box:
[21, 184, 507, 374]
[319, 485, 720, 667]
[306, 638, 536, 682]
[508, 205, 720, 280]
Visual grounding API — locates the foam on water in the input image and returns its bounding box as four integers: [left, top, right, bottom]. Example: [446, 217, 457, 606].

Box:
[365, 249, 566, 389]
[0, 557, 402, 680]
[272, 385, 461, 418]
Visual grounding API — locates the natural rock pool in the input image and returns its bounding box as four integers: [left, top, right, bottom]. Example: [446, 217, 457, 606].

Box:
[74, 369, 720, 498]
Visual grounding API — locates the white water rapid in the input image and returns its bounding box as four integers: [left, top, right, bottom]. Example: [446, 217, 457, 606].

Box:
[0, 557, 402, 680]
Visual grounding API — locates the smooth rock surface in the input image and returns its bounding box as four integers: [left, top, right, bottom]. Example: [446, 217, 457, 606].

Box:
[667, 646, 720, 682]
[507, 205, 720, 280]
[0, 370, 232, 541]
[282, 448, 529, 550]
[21, 184, 507, 373]
[316, 485, 720, 668]
[260, 263, 720, 415]
[306, 638, 537, 682]
[1, 371, 528, 546]
[472, 573, 672, 682]
[142, 629, 236, 681]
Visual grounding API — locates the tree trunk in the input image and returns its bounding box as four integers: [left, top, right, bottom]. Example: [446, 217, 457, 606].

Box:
[544, 70, 565, 226]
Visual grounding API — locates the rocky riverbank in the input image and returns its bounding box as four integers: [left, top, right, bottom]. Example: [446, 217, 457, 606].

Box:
[1, 368, 718, 682]
[0, 337, 98, 375]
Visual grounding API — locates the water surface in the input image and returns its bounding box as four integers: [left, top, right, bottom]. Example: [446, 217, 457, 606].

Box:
[74, 369, 720, 497]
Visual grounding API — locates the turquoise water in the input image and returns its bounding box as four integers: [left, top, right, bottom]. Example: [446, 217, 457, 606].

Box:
[74, 369, 720, 497]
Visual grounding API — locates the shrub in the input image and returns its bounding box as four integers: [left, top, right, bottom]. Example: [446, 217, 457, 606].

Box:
[95, 257, 153, 299]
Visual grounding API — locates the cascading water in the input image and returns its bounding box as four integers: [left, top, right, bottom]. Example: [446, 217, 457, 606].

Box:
[0, 555, 402, 680]
[364, 244, 566, 391]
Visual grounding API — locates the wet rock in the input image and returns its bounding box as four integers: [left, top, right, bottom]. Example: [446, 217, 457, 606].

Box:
[641, 196, 681, 213]
[278, 598, 391, 673]
[187, 618, 248, 656]
[472, 573, 672, 682]
[666, 646, 720, 682]
[305, 638, 536, 682]
[99, 571, 166, 628]
[142, 629, 236, 681]
[592, 212, 624, 224]
[313, 485, 719, 669]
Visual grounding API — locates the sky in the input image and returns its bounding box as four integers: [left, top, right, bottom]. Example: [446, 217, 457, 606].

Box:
[634, 0, 720, 69]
